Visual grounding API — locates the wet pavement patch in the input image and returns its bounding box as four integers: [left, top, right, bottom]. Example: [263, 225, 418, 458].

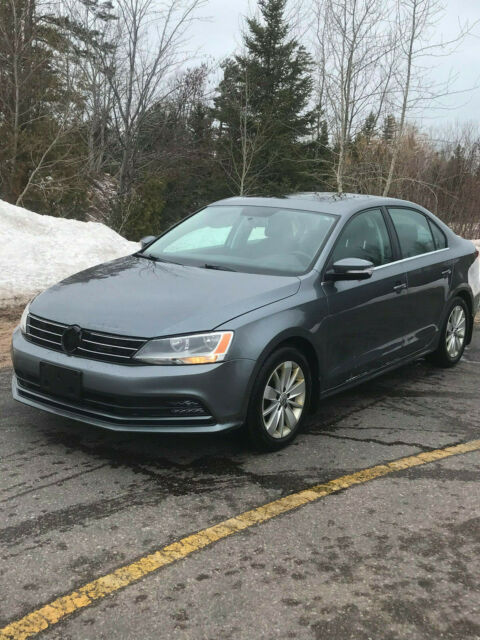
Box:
[1, 334, 480, 639]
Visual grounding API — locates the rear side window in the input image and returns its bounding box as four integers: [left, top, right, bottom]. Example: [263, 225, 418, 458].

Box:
[429, 220, 448, 249]
[388, 208, 435, 258]
[331, 208, 393, 267]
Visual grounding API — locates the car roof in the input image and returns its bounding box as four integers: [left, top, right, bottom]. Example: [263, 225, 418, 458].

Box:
[210, 192, 429, 217]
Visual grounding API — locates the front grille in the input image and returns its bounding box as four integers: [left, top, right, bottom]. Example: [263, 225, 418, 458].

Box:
[15, 372, 213, 426]
[26, 314, 147, 364]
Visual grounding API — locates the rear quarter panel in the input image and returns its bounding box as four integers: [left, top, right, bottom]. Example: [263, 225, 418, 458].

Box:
[450, 238, 479, 316]
[467, 247, 480, 315]
[408, 207, 479, 319]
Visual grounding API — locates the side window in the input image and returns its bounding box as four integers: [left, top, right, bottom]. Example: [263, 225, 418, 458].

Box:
[429, 220, 448, 249]
[330, 208, 393, 267]
[389, 208, 435, 258]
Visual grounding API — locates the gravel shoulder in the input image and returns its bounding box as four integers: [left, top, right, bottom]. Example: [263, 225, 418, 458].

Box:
[0, 306, 22, 368]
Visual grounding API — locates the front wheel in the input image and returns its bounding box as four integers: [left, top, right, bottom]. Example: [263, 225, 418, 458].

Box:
[427, 297, 469, 368]
[246, 347, 311, 452]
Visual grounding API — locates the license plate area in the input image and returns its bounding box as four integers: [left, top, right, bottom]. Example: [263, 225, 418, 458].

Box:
[40, 363, 82, 400]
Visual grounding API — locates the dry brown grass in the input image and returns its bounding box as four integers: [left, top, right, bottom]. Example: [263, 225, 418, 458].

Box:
[0, 306, 22, 368]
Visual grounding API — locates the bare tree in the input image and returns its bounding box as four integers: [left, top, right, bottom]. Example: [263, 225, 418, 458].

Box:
[0, 0, 86, 207]
[382, 0, 476, 196]
[312, 0, 397, 192]
[62, 0, 117, 177]
[0, 0, 49, 199]
[135, 63, 213, 173]
[96, 0, 205, 208]
[218, 67, 270, 196]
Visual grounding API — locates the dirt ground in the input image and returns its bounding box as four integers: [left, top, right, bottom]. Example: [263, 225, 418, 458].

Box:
[0, 306, 22, 367]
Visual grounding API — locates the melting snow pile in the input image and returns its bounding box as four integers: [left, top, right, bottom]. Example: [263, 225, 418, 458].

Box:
[0, 199, 138, 308]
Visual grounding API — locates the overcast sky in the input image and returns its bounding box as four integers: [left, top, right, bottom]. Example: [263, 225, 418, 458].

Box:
[186, 0, 480, 130]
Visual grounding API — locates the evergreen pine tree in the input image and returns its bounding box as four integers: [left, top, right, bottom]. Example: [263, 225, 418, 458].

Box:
[301, 101, 332, 191]
[360, 112, 377, 142]
[0, 0, 63, 202]
[0, 0, 113, 215]
[351, 112, 377, 162]
[214, 0, 314, 195]
[382, 115, 397, 143]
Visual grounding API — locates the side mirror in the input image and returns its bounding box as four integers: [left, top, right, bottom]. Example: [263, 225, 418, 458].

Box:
[140, 235, 157, 250]
[325, 258, 374, 281]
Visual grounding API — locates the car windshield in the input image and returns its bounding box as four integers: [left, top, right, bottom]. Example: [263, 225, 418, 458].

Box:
[143, 205, 338, 276]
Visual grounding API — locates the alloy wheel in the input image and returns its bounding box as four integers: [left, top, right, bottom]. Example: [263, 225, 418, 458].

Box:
[445, 304, 466, 359]
[262, 360, 306, 439]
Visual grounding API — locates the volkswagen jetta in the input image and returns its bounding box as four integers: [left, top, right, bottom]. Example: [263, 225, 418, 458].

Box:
[11, 193, 479, 450]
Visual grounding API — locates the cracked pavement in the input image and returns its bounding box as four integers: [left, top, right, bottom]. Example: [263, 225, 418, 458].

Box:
[1, 331, 480, 639]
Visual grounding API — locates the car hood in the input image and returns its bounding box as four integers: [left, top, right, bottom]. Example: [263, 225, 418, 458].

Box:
[30, 255, 300, 337]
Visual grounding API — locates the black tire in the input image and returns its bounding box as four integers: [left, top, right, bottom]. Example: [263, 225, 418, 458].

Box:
[246, 347, 312, 452]
[427, 296, 469, 368]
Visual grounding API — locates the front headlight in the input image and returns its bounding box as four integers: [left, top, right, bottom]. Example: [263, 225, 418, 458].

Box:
[20, 300, 32, 335]
[133, 331, 234, 365]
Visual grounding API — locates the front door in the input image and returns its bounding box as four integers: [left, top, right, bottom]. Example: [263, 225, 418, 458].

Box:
[322, 208, 409, 389]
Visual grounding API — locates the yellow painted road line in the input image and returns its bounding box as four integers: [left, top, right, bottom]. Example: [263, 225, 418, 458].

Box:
[2, 439, 480, 640]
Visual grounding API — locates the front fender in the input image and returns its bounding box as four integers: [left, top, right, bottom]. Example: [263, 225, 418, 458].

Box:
[216, 287, 329, 415]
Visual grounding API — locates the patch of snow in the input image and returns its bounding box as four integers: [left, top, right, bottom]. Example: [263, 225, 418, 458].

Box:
[0, 199, 139, 309]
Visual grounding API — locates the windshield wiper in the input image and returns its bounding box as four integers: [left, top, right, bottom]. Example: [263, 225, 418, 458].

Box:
[135, 252, 157, 262]
[135, 253, 183, 266]
[203, 263, 237, 272]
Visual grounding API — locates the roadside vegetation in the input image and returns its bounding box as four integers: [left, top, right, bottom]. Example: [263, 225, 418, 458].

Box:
[0, 0, 478, 239]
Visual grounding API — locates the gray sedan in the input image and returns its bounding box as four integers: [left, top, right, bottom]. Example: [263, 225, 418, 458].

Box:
[11, 193, 479, 450]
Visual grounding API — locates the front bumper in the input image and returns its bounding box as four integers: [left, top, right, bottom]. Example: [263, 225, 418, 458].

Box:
[11, 329, 255, 433]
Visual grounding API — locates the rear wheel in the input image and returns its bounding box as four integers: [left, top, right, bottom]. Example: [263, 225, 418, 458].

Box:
[427, 297, 469, 367]
[246, 347, 311, 451]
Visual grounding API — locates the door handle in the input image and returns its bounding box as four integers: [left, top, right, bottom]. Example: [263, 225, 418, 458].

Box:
[393, 282, 407, 293]
[441, 268, 452, 278]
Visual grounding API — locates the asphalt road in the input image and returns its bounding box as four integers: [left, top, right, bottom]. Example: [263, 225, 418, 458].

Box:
[1, 333, 480, 639]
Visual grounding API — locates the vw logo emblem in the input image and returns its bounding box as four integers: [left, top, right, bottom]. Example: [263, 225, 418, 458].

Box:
[61, 325, 82, 354]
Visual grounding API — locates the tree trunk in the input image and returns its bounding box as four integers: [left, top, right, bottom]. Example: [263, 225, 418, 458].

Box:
[383, 0, 416, 197]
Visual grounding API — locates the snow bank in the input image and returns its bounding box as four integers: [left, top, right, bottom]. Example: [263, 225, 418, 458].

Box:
[0, 199, 138, 308]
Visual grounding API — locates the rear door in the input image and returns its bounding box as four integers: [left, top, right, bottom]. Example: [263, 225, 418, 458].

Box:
[386, 207, 452, 354]
[322, 208, 409, 389]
